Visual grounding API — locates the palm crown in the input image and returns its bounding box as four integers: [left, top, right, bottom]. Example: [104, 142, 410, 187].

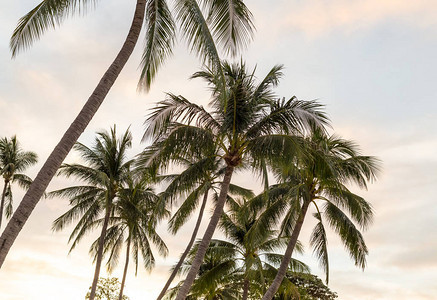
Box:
[0, 136, 37, 228]
[89, 174, 168, 299]
[50, 126, 134, 299]
[166, 197, 310, 300]
[143, 60, 329, 299]
[261, 127, 380, 299]
[144, 61, 328, 169]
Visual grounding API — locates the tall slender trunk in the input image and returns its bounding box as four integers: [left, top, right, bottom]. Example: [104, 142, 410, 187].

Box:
[157, 190, 209, 300]
[261, 200, 311, 300]
[242, 277, 249, 300]
[0, 180, 9, 229]
[119, 237, 131, 300]
[89, 206, 112, 300]
[175, 166, 234, 300]
[0, 0, 147, 267]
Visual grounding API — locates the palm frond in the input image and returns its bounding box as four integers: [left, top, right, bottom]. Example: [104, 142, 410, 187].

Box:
[324, 202, 368, 269]
[253, 64, 283, 100]
[203, 0, 254, 57]
[174, 0, 221, 70]
[227, 183, 254, 199]
[310, 211, 329, 283]
[321, 182, 374, 230]
[138, 0, 175, 91]
[11, 173, 33, 190]
[168, 185, 203, 234]
[10, 0, 98, 57]
[144, 94, 220, 141]
[263, 253, 310, 273]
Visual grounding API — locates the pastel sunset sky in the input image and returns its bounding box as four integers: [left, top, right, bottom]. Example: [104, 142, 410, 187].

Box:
[1, 1, 436, 299]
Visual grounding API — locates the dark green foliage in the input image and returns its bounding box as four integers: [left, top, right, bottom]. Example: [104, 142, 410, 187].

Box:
[274, 273, 338, 300]
[165, 197, 310, 299]
[0, 136, 37, 223]
[50, 126, 133, 252]
[269, 126, 380, 284]
[85, 277, 129, 300]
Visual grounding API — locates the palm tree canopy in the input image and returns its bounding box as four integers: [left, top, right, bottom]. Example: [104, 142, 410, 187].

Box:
[0, 136, 38, 181]
[143, 61, 329, 171]
[268, 126, 381, 283]
[89, 174, 169, 274]
[166, 197, 310, 299]
[50, 126, 133, 252]
[0, 136, 38, 218]
[10, 0, 254, 91]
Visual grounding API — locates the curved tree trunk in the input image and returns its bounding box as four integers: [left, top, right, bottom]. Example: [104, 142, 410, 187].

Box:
[119, 238, 131, 300]
[0, 180, 8, 229]
[0, 0, 147, 267]
[242, 277, 249, 300]
[261, 200, 312, 300]
[157, 190, 209, 300]
[175, 166, 234, 300]
[89, 206, 112, 300]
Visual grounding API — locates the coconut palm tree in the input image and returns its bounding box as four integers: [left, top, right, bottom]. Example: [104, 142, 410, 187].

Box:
[164, 197, 310, 300]
[0, 0, 255, 265]
[89, 174, 168, 300]
[215, 198, 310, 300]
[261, 127, 380, 299]
[50, 126, 133, 300]
[0, 136, 37, 229]
[152, 148, 254, 300]
[143, 61, 328, 299]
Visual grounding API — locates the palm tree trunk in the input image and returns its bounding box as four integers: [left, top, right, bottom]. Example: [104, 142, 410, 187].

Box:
[261, 199, 311, 300]
[242, 277, 249, 300]
[119, 238, 131, 300]
[0, 0, 147, 267]
[0, 180, 8, 229]
[89, 206, 112, 300]
[157, 190, 209, 300]
[175, 166, 234, 300]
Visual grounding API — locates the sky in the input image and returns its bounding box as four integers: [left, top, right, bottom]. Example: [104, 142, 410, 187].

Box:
[1, 0, 437, 299]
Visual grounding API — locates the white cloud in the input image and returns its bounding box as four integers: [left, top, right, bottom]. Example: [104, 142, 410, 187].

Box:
[276, 0, 437, 38]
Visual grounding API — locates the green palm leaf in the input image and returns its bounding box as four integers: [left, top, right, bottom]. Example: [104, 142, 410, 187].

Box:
[138, 0, 175, 91]
[10, 0, 98, 57]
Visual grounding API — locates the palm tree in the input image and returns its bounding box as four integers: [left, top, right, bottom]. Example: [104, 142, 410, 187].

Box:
[0, 136, 37, 229]
[261, 127, 380, 299]
[153, 149, 254, 300]
[50, 126, 132, 300]
[215, 198, 310, 300]
[165, 197, 310, 300]
[0, 0, 255, 265]
[90, 174, 168, 300]
[144, 61, 328, 299]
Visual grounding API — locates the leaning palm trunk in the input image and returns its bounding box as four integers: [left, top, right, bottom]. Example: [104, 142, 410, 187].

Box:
[175, 166, 234, 300]
[157, 191, 209, 300]
[0, 181, 8, 229]
[119, 238, 131, 300]
[0, 0, 147, 267]
[261, 200, 312, 300]
[242, 277, 250, 300]
[90, 205, 112, 300]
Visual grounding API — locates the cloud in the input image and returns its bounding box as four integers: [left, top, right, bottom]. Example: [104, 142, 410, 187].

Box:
[385, 241, 437, 270]
[277, 0, 437, 37]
